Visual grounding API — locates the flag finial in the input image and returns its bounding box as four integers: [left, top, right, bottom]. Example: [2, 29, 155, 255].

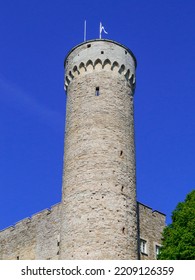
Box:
[99, 22, 108, 39]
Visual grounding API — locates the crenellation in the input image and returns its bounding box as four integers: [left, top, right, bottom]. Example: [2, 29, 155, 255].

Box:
[0, 204, 61, 235]
[14, 217, 31, 230]
[0, 203, 61, 259]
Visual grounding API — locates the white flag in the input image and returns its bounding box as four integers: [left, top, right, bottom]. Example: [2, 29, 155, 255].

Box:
[100, 22, 108, 38]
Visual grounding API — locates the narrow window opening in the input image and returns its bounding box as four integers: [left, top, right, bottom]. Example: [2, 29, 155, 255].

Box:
[57, 251, 59, 255]
[125, 50, 127, 54]
[121, 186, 124, 192]
[120, 150, 123, 156]
[57, 241, 60, 246]
[17, 256, 19, 260]
[122, 227, 125, 234]
[101, 51, 104, 54]
[87, 44, 91, 48]
[95, 87, 100, 96]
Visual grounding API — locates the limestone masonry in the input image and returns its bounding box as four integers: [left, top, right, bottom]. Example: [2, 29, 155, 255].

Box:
[0, 39, 165, 260]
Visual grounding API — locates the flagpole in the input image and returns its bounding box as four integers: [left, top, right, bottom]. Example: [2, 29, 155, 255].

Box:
[99, 22, 102, 39]
[84, 20, 87, 41]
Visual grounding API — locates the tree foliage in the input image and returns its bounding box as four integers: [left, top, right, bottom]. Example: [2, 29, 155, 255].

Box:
[158, 190, 195, 260]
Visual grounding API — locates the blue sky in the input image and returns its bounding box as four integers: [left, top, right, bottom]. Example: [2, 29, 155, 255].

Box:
[0, 0, 194, 230]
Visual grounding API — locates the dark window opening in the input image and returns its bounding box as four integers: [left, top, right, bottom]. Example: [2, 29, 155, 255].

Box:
[17, 256, 19, 260]
[57, 241, 60, 246]
[101, 51, 104, 54]
[121, 186, 124, 192]
[95, 87, 100, 96]
[125, 51, 127, 54]
[120, 150, 123, 156]
[87, 44, 91, 48]
[122, 227, 125, 234]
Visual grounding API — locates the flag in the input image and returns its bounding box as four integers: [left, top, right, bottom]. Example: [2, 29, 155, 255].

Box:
[100, 22, 108, 38]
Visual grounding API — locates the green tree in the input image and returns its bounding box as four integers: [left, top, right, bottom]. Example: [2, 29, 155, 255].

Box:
[158, 190, 195, 260]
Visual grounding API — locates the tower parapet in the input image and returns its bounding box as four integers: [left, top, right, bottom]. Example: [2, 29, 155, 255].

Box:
[64, 39, 136, 91]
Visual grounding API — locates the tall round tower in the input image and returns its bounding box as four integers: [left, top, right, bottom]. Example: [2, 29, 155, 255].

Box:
[60, 39, 137, 259]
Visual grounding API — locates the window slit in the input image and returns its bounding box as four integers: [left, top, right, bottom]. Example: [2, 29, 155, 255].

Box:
[95, 87, 100, 96]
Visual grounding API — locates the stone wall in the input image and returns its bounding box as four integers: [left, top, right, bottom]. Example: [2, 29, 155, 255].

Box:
[137, 202, 166, 260]
[0, 201, 165, 259]
[0, 203, 61, 260]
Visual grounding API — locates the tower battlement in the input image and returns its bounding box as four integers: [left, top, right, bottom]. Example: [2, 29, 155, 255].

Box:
[64, 39, 136, 91]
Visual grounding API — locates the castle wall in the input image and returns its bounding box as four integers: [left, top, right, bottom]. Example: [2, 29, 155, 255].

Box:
[0, 203, 61, 260]
[0, 201, 165, 259]
[137, 202, 165, 260]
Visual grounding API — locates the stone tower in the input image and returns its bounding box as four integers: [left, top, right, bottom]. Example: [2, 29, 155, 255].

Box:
[0, 39, 165, 261]
[60, 39, 137, 259]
